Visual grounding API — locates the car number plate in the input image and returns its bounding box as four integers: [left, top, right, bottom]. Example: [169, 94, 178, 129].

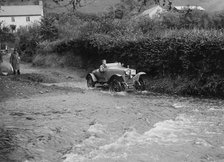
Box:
[131, 70, 136, 75]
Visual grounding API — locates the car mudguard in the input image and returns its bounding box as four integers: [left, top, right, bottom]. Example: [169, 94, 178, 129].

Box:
[86, 73, 97, 82]
[108, 74, 124, 84]
[133, 72, 146, 82]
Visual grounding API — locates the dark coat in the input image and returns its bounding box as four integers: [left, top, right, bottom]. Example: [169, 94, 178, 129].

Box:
[10, 52, 20, 70]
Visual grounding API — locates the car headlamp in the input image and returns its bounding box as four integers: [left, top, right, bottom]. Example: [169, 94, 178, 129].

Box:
[125, 70, 131, 75]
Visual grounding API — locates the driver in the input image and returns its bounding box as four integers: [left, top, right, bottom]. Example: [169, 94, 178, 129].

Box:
[99, 59, 107, 72]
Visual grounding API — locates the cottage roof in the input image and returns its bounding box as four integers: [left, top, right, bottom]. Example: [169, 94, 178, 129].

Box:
[0, 5, 43, 17]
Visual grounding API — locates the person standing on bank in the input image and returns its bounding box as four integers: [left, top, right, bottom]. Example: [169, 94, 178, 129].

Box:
[10, 49, 20, 75]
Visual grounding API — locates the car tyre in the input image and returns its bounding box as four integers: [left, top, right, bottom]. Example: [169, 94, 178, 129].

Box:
[87, 76, 95, 88]
[109, 79, 123, 92]
[134, 77, 146, 91]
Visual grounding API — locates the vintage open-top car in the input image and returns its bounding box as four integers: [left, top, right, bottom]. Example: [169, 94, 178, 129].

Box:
[86, 62, 146, 92]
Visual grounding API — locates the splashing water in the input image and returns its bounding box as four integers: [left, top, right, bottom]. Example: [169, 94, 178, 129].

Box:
[42, 82, 88, 89]
[63, 114, 222, 162]
[100, 90, 128, 96]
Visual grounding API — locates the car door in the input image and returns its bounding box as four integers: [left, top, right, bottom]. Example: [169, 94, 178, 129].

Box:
[94, 68, 108, 82]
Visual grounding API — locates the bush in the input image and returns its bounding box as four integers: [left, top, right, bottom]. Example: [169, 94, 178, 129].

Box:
[39, 16, 58, 41]
[0, 25, 15, 43]
[16, 23, 40, 62]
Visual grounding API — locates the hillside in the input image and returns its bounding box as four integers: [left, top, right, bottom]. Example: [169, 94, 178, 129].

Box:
[44, 0, 120, 14]
[44, 0, 224, 14]
[1, 0, 224, 14]
[78, 0, 121, 13]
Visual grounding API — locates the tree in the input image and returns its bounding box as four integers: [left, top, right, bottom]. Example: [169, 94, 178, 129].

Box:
[10, 25, 16, 33]
[111, 0, 155, 19]
[0, 23, 15, 43]
[39, 16, 58, 41]
[138, 0, 155, 12]
[0, 0, 5, 6]
[52, 0, 95, 11]
[0, 0, 6, 6]
[16, 24, 41, 61]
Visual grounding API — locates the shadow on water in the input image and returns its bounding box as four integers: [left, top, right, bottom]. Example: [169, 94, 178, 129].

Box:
[0, 127, 17, 162]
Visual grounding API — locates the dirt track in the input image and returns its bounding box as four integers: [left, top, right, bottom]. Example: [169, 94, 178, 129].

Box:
[1, 63, 224, 162]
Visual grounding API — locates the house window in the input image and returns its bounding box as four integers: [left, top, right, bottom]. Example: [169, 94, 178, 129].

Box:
[11, 17, 15, 22]
[26, 16, 30, 22]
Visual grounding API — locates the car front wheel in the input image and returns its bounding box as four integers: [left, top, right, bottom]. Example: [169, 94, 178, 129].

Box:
[109, 79, 124, 92]
[87, 76, 95, 88]
[134, 77, 146, 91]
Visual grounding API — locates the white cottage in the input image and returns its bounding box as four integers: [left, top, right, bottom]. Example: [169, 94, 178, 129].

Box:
[173, 6, 205, 11]
[0, 1, 43, 29]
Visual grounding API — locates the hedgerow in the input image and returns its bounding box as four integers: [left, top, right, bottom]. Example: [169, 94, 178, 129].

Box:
[45, 29, 224, 97]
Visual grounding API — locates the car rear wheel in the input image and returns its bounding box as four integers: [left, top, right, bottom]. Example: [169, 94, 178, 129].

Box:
[87, 76, 95, 88]
[109, 79, 124, 92]
[134, 77, 146, 91]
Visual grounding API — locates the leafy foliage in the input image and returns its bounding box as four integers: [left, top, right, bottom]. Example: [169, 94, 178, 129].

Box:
[0, 24, 15, 43]
[39, 16, 58, 41]
[0, 0, 6, 6]
[16, 23, 41, 61]
[52, 0, 95, 11]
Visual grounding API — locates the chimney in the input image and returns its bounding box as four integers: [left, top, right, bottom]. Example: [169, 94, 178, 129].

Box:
[39, 0, 43, 6]
[39, 0, 44, 16]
